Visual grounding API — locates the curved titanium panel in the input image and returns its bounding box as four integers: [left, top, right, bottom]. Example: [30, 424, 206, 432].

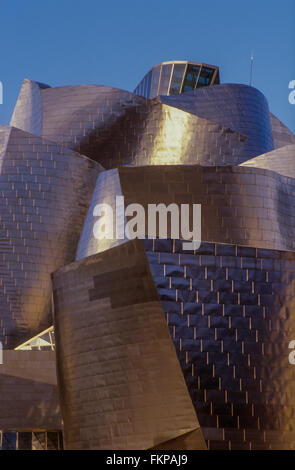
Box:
[0, 126, 101, 348]
[11, 82, 249, 168]
[77, 165, 295, 260]
[161, 84, 274, 161]
[52, 240, 205, 450]
[145, 239, 295, 450]
[76, 168, 129, 260]
[10, 79, 50, 137]
[240, 144, 295, 178]
[41, 85, 146, 153]
[74, 100, 247, 168]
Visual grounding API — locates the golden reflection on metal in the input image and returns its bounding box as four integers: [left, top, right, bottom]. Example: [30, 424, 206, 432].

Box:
[149, 106, 192, 165]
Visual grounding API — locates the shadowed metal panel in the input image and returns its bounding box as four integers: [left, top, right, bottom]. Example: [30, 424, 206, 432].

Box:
[0, 350, 61, 430]
[52, 240, 205, 450]
[145, 239, 295, 450]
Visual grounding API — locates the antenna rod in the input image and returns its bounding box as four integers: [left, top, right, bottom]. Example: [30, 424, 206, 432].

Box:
[250, 51, 254, 86]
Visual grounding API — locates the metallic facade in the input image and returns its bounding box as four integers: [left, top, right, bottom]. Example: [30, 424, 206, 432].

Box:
[1, 59, 295, 450]
[11, 80, 272, 167]
[53, 238, 295, 450]
[160, 84, 274, 160]
[78, 165, 295, 257]
[52, 240, 206, 450]
[0, 126, 101, 348]
[145, 239, 295, 450]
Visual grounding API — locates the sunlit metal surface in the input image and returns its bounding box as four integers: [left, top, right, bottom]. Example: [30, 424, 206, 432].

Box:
[160, 84, 274, 160]
[240, 144, 295, 178]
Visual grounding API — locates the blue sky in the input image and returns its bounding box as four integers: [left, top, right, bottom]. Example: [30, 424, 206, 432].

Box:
[1, 0, 294, 132]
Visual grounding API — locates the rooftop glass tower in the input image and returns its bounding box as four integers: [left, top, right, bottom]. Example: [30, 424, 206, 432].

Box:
[134, 60, 220, 98]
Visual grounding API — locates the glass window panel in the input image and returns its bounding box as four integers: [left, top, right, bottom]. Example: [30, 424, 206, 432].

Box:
[142, 76, 146, 97]
[139, 80, 143, 96]
[170, 64, 186, 94]
[47, 432, 59, 450]
[150, 66, 161, 98]
[146, 71, 152, 98]
[158, 64, 172, 96]
[2, 432, 17, 450]
[18, 432, 32, 450]
[32, 432, 46, 450]
[197, 67, 215, 87]
[182, 64, 201, 92]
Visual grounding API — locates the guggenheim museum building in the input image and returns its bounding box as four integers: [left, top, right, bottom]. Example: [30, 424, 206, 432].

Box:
[0, 60, 295, 450]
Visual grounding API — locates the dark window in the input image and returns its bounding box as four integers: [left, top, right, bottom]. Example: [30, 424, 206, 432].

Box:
[170, 64, 186, 95]
[197, 67, 215, 87]
[47, 432, 59, 450]
[18, 432, 32, 450]
[2, 433, 17, 450]
[146, 71, 152, 98]
[182, 64, 201, 92]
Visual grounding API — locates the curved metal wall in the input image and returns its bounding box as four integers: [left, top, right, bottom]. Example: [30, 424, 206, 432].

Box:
[11, 82, 253, 168]
[76, 165, 295, 260]
[10, 79, 50, 137]
[76, 168, 129, 260]
[161, 84, 274, 160]
[40, 85, 249, 167]
[0, 126, 101, 348]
